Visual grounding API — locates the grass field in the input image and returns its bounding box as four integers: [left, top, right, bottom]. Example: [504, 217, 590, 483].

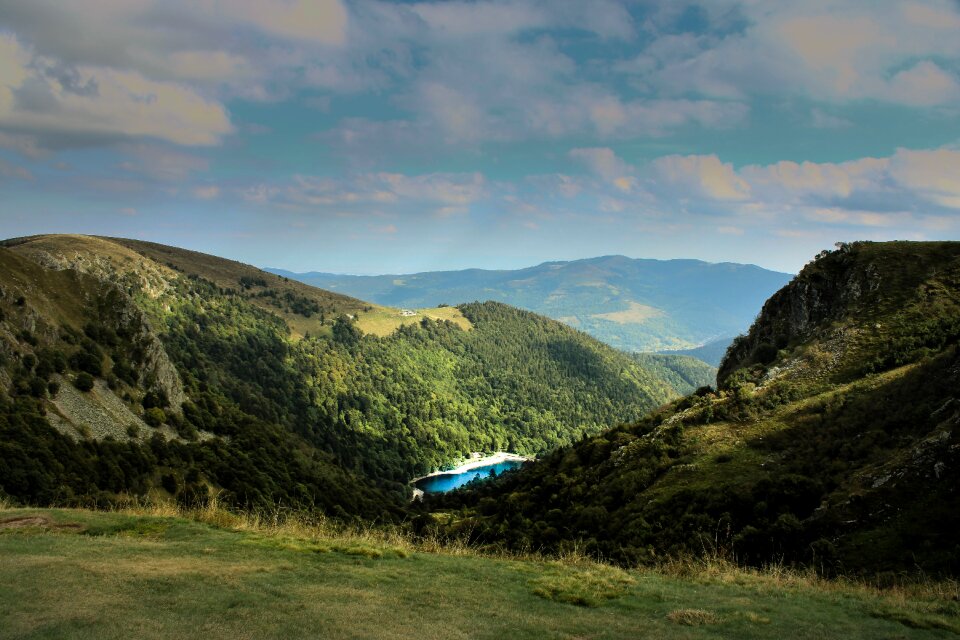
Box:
[356, 305, 472, 337]
[1, 506, 957, 639]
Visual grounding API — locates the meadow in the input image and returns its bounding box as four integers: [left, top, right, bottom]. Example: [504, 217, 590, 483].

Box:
[1, 501, 957, 640]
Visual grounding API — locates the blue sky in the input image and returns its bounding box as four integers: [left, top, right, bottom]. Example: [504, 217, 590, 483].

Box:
[1, 0, 959, 274]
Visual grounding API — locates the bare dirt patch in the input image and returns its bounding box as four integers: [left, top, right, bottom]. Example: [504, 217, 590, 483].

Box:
[0, 515, 84, 532]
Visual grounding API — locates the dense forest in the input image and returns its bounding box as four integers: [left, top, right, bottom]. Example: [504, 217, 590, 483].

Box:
[0, 235, 697, 517]
[426, 242, 960, 575]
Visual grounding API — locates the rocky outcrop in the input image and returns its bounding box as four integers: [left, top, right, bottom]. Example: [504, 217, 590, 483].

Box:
[96, 284, 186, 413]
[717, 241, 958, 387]
[4, 237, 186, 413]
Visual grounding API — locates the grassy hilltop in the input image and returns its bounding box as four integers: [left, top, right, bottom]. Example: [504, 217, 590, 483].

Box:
[2, 505, 958, 640]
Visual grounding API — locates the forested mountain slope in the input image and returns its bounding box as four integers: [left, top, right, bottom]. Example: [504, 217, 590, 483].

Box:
[270, 255, 791, 352]
[0, 235, 692, 516]
[432, 241, 960, 575]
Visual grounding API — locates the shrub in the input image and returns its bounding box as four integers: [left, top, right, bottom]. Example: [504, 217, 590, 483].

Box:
[754, 342, 778, 365]
[70, 350, 103, 376]
[144, 407, 167, 427]
[28, 377, 48, 397]
[142, 390, 169, 409]
[73, 372, 95, 392]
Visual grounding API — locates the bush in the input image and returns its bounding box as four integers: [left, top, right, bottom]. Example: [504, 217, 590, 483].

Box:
[142, 390, 169, 409]
[144, 407, 167, 427]
[73, 372, 95, 392]
[28, 377, 48, 397]
[754, 342, 778, 365]
[70, 350, 103, 377]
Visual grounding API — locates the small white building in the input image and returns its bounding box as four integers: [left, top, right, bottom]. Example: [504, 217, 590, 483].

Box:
[399, 309, 417, 317]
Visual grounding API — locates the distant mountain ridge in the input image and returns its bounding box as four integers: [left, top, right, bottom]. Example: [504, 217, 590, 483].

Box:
[268, 255, 792, 353]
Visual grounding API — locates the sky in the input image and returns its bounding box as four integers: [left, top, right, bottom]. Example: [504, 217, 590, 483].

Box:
[1, 0, 959, 275]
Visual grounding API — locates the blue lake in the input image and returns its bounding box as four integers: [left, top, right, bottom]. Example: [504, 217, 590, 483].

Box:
[414, 460, 525, 494]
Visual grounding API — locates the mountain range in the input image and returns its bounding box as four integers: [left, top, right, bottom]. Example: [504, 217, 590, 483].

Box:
[267, 256, 793, 358]
[0, 234, 711, 518]
[4, 235, 959, 577]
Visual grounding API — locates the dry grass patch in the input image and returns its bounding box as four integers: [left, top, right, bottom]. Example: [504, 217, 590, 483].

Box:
[529, 561, 636, 607]
[667, 608, 722, 625]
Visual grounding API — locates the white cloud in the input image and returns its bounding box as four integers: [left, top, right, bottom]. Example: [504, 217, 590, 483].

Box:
[193, 185, 220, 200]
[0, 34, 232, 147]
[741, 157, 886, 201]
[648, 147, 960, 218]
[417, 83, 491, 143]
[227, 0, 348, 45]
[569, 147, 630, 181]
[633, 0, 960, 107]
[810, 108, 852, 129]
[885, 61, 960, 107]
[888, 148, 960, 208]
[559, 145, 960, 239]
[569, 147, 637, 192]
[244, 171, 487, 213]
[653, 154, 751, 201]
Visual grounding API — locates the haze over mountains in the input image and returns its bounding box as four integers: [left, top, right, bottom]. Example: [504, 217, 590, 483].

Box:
[269, 256, 792, 360]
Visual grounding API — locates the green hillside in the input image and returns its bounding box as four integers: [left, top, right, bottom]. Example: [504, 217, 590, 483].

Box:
[2, 506, 957, 640]
[0, 235, 690, 514]
[631, 353, 717, 391]
[269, 255, 792, 353]
[431, 241, 960, 575]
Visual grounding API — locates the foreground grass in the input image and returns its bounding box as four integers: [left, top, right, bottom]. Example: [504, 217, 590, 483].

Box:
[1, 506, 958, 640]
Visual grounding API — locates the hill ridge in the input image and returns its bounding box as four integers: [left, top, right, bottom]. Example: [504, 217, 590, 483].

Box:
[268, 255, 792, 353]
[0, 234, 710, 518]
[431, 240, 960, 575]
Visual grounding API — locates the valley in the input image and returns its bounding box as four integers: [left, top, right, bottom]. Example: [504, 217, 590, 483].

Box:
[0, 234, 703, 515]
[4, 2, 957, 636]
[2, 236, 959, 638]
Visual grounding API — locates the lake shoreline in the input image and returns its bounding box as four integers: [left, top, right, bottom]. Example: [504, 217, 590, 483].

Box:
[409, 451, 531, 485]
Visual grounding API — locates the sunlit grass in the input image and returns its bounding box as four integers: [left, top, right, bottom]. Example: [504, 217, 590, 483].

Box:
[2, 502, 958, 639]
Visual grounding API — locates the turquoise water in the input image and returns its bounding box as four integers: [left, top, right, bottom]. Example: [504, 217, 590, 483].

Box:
[414, 460, 525, 494]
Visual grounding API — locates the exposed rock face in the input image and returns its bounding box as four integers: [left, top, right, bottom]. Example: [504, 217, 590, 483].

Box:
[6, 236, 186, 413]
[99, 285, 186, 412]
[717, 242, 908, 387]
